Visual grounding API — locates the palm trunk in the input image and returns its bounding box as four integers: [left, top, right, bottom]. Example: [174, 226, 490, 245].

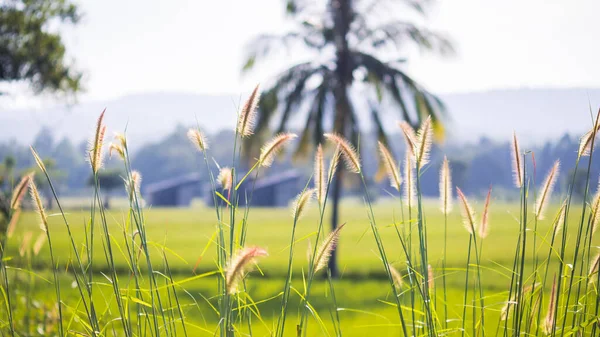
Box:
[327, 0, 353, 278]
[327, 165, 344, 277]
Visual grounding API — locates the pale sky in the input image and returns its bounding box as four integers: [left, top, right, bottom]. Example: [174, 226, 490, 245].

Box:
[6, 0, 600, 107]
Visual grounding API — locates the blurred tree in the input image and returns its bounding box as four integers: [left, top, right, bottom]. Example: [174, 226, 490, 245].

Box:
[88, 169, 124, 209]
[243, 0, 453, 276]
[0, 0, 82, 95]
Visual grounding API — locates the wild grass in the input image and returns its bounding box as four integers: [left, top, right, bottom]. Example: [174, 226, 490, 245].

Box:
[1, 92, 600, 337]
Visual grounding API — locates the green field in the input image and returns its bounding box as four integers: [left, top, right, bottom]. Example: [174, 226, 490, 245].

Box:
[4, 199, 589, 336]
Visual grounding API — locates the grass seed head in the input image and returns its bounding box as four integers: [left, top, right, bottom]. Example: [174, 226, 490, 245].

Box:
[511, 131, 523, 188]
[187, 128, 209, 152]
[226, 246, 268, 294]
[315, 144, 326, 205]
[314, 224, 345, 273]
[29, 180, 48, 233]
[457, 187, 477, 235]
[217, 167, 233, 191]
[415, 116, 433, 167]
[10, 172, 33, 210]
[259, 133, 297, 167]
[439, 156, 452, 214]
[535, 160, 560, 220]
[236, 84, 260, 137]
[479, 186, 492, 238]
[324, 133, 360, 173]
[398, 121, 417, 157]
[292, 188, 315, 220]
[378, 141, 402, 191]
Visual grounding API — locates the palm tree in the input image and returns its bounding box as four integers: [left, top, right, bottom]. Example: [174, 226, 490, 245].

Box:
[243, 0, 453, 277]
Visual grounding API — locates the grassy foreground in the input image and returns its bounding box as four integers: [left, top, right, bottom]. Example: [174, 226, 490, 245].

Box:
[3, 104, 600, 337]
[3, 201, 592, 336]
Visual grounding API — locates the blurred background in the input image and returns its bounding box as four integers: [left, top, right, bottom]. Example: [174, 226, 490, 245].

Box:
[1, 0, 600, 205]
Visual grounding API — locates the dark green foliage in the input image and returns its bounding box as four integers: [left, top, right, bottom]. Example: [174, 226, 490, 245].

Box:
[0, 0, 82, 95]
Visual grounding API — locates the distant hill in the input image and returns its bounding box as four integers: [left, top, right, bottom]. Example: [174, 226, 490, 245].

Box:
[1, 88, 599, 147]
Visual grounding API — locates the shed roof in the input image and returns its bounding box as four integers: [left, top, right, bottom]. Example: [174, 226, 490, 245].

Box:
[144, 173, 202, 194]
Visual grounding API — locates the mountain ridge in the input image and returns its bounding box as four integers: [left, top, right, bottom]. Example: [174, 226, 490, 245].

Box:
[2, 87, 599, 147]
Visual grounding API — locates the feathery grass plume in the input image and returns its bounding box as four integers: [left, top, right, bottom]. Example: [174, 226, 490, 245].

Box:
[225, 246, 268, 294]
[535, 160, 560, 220]
[292, 188, 315, 220]
[479, 186, 492, 238]
[114, 132, 126, 147]
[30, 147, 47, 173]
[415, 116, 433, 167]
[553, 200, 567, 235]
[187, 128, 209, 152]
[88, 110, 107, 174]
[109, 142, 125, 160]
[259, 133, 297, 167]
[388, 264, 403, 290]
[591, 178, 600, 235]
[398, 121, 417, 157]
[578, 123, 600, 157]
[33, 233, 46, 256]
[378, 141, 402, 191]
[29, 180, 48, 233]
[19, 231, 33, 257]
[588, 252, 600, 283]
[541, 275, 558, 335]
[315, 144, 326, 205]
[427, 264, 434, 290]
[327, 147, 341, 181]
[403, 151, 416, 206]
[511, 131, 523, 188]
[457, 187, 477, 234]
[314, 223, 346, 273]
[6, 210, 20, 238]
[324, 133, 361, 173]
[126, 171, 142, 200]
[10, 172, 33, 210]
[236, 84, 260, 137]
[217, 167, 233, 191]
[439, 156, 452, 214]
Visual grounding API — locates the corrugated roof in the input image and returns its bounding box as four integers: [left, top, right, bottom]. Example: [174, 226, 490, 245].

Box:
[254, 169, 301, 189]
[144, 173, 202, 194]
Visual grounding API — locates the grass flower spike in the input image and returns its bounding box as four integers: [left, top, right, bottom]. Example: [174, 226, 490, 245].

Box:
[29, 180, 48, 233]
[479, 186, 492, 238]
[314, 224, 345, 273]
[398, 121, 417, 157]
[226, 246, 268, 294]
[324, 133, 360, 173]
[88, 109, 107, 174]
[457, 187, 476, 234]
[439, 156, 452, 214]
[541, 275, 557, 335]
[10, 173, 33, 210]
[217, 167, 233, 191]
[187, 128, 209, 152]
[535, 160, 560, 220]
[292, 188, 315, 220]
[388, 264, 403, 290]
[378, 141, 402, 191]
[236, 84, 260, 137]
[415, 116, 433, 167]
[259, 133, 297, 167]
[511, 131, 523, 188]
[315, 144, 326, 205]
